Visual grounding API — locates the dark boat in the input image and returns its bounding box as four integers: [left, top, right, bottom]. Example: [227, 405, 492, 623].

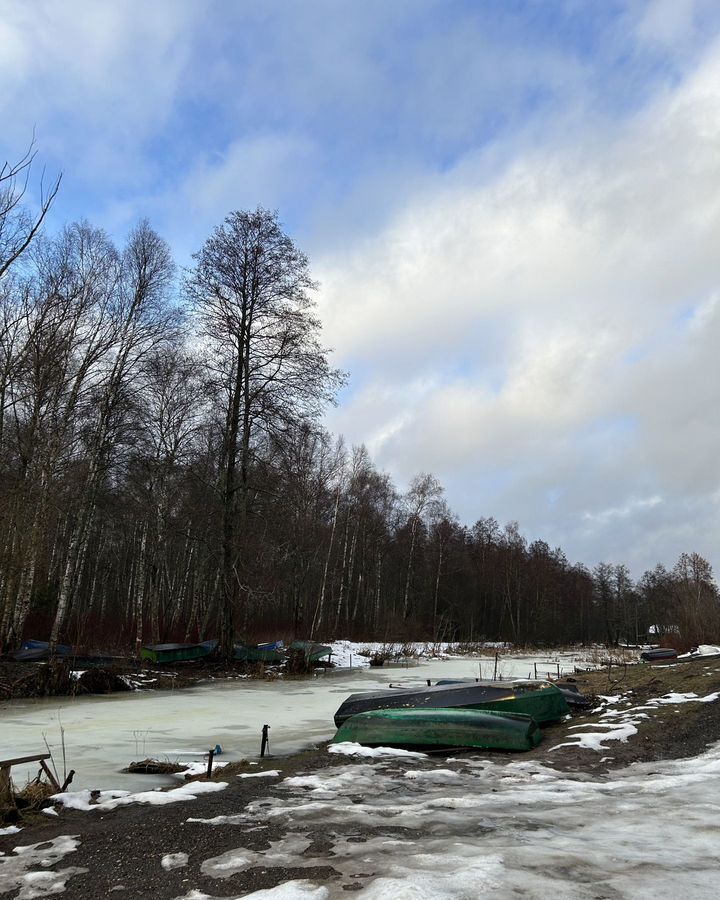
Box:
[436, 677, 592, 709]
[233, 641, 285, 664]
[640, 648, 678, 662]
[334, 679, 569, 728]
[288, 641, 333, 663]
[333, 707, 542, 752]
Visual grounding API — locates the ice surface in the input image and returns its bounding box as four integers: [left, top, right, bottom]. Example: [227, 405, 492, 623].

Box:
[0, 649, 597, 791]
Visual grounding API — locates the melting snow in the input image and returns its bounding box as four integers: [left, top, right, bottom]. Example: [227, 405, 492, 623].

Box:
[552, 690, 720, 752]
[237, 770, 281, 779]
[328, 742, 426, 759]
[53, 780, 227, 811]
[161, 852, 189, 870]
[0, 835, 87, 899]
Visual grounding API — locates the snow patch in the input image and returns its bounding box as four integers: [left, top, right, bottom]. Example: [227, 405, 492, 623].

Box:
[0, 835, 86, 899]
[53, 781, 227, 812]
[328, 742, 426, 759]
[161, 852, 189, 870]
[237, 769, 281, 779]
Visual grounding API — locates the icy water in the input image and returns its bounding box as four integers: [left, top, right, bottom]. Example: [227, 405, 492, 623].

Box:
[0, 652, 583, 791]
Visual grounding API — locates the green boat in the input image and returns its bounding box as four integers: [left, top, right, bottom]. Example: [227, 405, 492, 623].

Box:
[288, 640, 333, 663]
[140, 640, 217, 664]
[233, 642, 285, 664]
[334, 679, 569, 727]
[333, 707, 542, 752]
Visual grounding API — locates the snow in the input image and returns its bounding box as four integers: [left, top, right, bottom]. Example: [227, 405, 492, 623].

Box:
[200, 745, 720, 898]
[236, 769, 281, 778]
[52, 780, 227, 811]
[552, 689, 720, 752]
[328, 742, 426, 759]
[0, 824, 22, 835]
[161, 852, 189, 870]
[175, 760, 229, 778]
[0, 835, 86, 899]
[172, 884, 329, 900]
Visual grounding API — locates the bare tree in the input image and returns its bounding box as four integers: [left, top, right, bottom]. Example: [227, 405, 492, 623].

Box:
[188, 208, 342, 656]
[0, 139, 61, 279]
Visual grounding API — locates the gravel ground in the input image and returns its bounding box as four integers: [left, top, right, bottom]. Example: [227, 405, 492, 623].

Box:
[2, 659, 720, 899]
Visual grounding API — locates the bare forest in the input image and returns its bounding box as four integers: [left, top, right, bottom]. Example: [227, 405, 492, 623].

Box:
[1, 149, 718, 655]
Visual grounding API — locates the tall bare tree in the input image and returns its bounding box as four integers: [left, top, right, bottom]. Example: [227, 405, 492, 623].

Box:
[187, 208, 341, 656]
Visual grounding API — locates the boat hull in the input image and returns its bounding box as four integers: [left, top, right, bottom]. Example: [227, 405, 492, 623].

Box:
[140, 641, 218, 664]
[288, 641, 332, 663]
[334, 680, 569, 728]
[234, 642, 285, 663]
[333, 707, 542, 752]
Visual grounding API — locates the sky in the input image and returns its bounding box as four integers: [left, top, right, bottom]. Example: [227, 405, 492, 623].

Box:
[2, 0, 720, 577]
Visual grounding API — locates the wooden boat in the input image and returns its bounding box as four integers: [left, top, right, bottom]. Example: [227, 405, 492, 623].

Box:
[288, 640, 333, 663]
[334, 679, 569, 728]
[233, 641, 285, 664]
[333, 707, 542, 752]
[140, 640, 218, 664]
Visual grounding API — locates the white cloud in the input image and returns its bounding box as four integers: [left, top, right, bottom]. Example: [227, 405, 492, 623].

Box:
[320, 38, 720, 573]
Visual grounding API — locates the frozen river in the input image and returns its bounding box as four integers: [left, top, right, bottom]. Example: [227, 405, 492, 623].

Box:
[0, 651, 586, 791]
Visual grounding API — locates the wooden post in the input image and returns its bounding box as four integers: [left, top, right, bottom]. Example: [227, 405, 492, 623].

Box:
[0, 765, 12, 807]
[206, 748, 215, 778]
[260, 724, 270, 758]
[493, 652, 499, 681]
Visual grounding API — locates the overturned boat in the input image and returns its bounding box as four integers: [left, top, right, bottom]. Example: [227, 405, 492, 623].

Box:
[334, 679, 570, 728]
[640, 648, 678, 662]
[288, 640, 333, 663]
[140, 640, 218, 664]
[233, 641, 285, 664]
[333, 707, 542, 752]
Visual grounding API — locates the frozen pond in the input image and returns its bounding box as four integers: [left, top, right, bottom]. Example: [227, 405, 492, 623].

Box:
[0, 651, 589, 791]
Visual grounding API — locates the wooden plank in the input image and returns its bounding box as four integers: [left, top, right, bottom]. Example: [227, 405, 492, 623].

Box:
[39, 759, 60, 792]
[0, 753, 51, 767]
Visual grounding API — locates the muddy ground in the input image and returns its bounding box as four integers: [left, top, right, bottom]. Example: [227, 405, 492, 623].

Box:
[2, 659, 720, 899]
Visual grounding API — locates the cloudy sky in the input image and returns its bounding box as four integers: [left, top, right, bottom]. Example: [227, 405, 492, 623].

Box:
[2, 0, 720, 576]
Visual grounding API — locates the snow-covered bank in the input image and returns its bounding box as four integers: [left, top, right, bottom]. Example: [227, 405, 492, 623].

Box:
[7, 736, 718, 899]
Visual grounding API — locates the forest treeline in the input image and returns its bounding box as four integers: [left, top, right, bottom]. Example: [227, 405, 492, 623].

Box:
[1, 147, 719, 654]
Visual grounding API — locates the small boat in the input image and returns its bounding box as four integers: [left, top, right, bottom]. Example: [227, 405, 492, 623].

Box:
[140, 640, 218, 664]
[333, 707, 542, 752]
[640, 648, 678, 662]
[288, 641, 333, 663]
[233, 641, 285, 664]
[334, 679, 569, 728]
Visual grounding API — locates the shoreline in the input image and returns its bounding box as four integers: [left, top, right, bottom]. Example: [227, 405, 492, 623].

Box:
[2, 659, 720, 898]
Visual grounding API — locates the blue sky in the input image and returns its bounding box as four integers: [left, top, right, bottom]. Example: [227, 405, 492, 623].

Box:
[3, 0, 720, 575]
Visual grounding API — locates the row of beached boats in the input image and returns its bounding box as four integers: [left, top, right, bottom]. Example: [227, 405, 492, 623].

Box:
[331, 678, 591, 752]
[6, 638, 332, 666]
